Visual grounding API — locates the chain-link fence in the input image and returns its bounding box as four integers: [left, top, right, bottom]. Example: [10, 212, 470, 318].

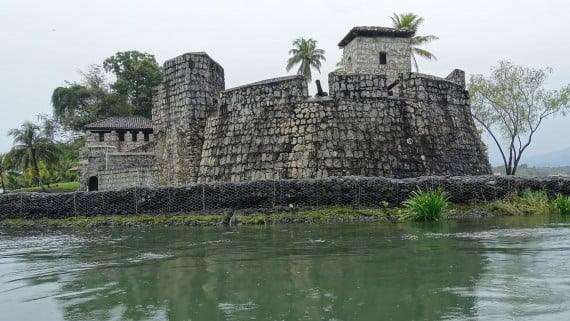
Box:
[1, 175, 569, 219]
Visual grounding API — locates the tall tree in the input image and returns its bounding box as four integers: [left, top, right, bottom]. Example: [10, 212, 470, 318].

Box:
[390, 12, 439, 72]
[468, 60, 570, 175]
[6, 121, 59, 188]
[286, 38, 326, 82]
[52, 51, 163, 131]
[103, 51, 163, 118]
[51, 65, 131, 131]
[0, 153, 6, 193]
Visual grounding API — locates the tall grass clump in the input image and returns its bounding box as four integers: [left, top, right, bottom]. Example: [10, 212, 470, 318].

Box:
[490, 188, 556, 216]
[402, 187, 449, 221]
[555, 194, 570, 215]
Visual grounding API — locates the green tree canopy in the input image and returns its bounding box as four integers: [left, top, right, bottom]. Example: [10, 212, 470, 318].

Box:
[469, 61, 570, 175]
[6, 121, 59, 187]
[390, 12, 439, 72]
[103, 51, 163, 118]
[51, 51, 162, 132]
[286, 38, 326, 83]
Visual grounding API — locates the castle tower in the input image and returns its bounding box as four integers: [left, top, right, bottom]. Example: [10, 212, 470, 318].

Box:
[152, 52, 225, 185]
[338, 26, 414, 84]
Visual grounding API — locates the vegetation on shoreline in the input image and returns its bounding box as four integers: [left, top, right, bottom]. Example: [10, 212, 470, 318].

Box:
[2, 188, 569, 228]
[8, 181, 78, 193]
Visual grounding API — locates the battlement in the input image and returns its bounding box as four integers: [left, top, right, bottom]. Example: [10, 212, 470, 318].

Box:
[79, 27, 491, 191]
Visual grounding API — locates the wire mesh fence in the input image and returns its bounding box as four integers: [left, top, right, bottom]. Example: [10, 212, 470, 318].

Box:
[1, 175, 569, 219]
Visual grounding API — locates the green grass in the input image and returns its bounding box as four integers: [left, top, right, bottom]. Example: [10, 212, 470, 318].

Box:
[0, 207, 394, 228]
[1, 213, 224, 228]
[489, 188, 558, 216]
[555, 194, 570, 215]
[9, 181, 79, 193]
[402, 187, 449, 222]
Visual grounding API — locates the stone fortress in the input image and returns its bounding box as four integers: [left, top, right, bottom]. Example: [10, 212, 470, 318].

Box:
[78, 26, 491, 191]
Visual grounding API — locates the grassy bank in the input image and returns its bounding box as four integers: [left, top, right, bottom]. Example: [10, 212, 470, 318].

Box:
[8, 181, 79, 193]
[1, 189, 569, 228]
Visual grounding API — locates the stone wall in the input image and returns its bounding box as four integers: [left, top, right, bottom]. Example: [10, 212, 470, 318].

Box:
[342, 36, 411, 84]
[198, 75, 309, 181]
[99, 167, 157, 191]
[78, 148, 155, 191]
[2, 175, 569, 219]
[85, 130, 153, 153]
[152, 52, 225, 185]
[197, 70, 490, 182]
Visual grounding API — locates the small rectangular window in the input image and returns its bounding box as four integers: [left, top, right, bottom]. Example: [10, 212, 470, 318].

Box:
[379, 52, 387, 65]
[98, 132, 104, 142]
[118, 131, 125, 142]
[132, 132, 137, 142]
[144, 132, 150, 142]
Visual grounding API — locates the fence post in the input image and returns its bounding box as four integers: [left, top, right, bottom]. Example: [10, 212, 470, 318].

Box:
[273, 178, 276, 208]
[202, 184, 206, 213]
[168, 188, 172, 213]
[135, 186, 138, 215]
[73, 192, 77, 216]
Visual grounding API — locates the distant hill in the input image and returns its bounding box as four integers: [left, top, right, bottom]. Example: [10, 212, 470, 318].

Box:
[492, 164, 570, 177]
[522, 147, 570, 167]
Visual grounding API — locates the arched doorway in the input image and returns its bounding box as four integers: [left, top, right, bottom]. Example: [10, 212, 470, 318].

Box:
[88, 176, 98, 191]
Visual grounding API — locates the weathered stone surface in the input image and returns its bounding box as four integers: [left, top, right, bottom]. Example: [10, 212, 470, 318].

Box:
[78, 26, 492, 191]
[152, 52, 225, 185]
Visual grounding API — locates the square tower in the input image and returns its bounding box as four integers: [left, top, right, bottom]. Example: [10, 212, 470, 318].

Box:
[338, 26, 413, 84]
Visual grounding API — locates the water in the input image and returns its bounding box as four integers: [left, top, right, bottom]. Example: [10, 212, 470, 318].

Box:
[1, 216, 570, 321]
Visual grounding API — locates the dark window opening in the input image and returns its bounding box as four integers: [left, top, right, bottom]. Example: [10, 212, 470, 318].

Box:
[132, 132, 137, 142]
[379, 52, 387, 65]
[118, 131, 125, 142]
[98, 132, 104, 142]
[144, 132, 150, 142]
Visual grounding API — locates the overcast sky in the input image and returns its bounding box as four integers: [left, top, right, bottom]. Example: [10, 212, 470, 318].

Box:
[1, 0, 569, 165]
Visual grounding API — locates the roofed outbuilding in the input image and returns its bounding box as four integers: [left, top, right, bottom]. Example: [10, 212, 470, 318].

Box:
[84, 116, 153, 131]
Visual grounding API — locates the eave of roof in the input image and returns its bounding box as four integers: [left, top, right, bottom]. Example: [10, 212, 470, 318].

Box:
[84, 116, 153, 131]
[338, 26, 415, 47]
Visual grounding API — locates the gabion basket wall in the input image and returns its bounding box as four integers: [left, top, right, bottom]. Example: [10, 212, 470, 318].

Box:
[0, 175, 569, 219]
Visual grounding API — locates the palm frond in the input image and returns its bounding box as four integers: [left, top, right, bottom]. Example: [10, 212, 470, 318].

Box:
[413, 47, 437, 61]
[285, 37, 326, 82]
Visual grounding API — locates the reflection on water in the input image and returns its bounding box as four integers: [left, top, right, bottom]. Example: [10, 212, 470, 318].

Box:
[1, 216, 570, 321]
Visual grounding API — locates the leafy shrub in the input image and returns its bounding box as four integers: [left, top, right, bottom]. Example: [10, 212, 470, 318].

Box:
[555, 194, 570, 215]
[402, 187, 449, 221]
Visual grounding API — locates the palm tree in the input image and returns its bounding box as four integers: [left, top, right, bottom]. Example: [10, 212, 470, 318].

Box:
[6, 121, 59, 188]
[390, 12, 439, 72]
[0, 153, 6, 193]
[286, 38, 326, 82]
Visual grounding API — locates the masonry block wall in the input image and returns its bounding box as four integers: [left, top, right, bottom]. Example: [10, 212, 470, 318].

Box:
[152, 52, 225, 185]
[79, 27, 493, 191]
[195, 69, 490, 182]
[341, 36, 411, 84]
[199, 76, 309, 181]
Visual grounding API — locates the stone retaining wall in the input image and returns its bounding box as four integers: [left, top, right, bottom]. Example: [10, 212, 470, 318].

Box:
[1, 175, 569, 220]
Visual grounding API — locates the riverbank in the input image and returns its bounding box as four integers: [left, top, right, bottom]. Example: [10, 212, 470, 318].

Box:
[0, 202, 538, 228]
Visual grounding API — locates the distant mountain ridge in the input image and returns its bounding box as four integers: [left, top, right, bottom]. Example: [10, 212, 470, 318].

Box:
[521, 147, 570, 167]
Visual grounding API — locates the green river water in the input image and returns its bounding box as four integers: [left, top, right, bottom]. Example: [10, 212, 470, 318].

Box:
[1, 216, 570, 321]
